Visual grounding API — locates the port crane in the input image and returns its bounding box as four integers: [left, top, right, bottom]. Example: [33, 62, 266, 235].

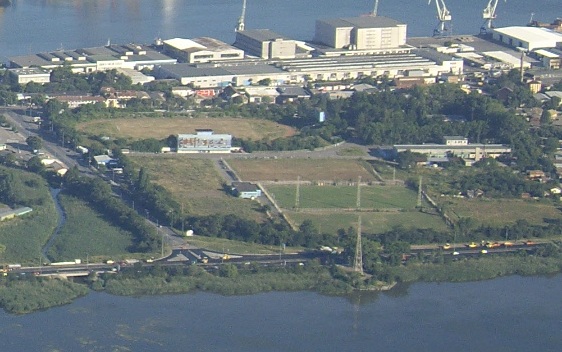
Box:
[235, 0, 246, 32]
[481, 0, 505, 33]
[372, 0, 380, 16]
[428, 0, 452, 36]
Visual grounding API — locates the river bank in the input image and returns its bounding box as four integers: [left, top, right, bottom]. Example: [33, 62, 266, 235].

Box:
[3, 250, 562, 315]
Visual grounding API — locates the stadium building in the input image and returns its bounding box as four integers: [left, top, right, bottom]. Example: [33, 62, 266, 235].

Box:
[177, 130, 232, 153]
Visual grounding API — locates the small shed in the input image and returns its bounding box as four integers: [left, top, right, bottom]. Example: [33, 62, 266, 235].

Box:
[231, 182, 262, 199]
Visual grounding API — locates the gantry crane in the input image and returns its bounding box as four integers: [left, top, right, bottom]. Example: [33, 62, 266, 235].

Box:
[235, 0, 247, 32]
[372, 0, 379, 16]
[428, 0, 452, 36]
[481, 0, 505, 33]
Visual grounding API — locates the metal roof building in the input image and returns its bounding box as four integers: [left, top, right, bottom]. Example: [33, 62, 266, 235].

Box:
[163, 37, 244, 63]
[492, 27, 562, 51]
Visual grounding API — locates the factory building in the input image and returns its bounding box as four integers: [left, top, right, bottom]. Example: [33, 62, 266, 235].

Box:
[314, 16, 407, 50]
[492, 27, 562, 51]
[155, 62, 290, 88]
[8, 67, 51, 84]
[163, 37, 244, 63]
[156, 49, 462, 88]
[8, 44, 176, 72]
[234, 29, 311, 59]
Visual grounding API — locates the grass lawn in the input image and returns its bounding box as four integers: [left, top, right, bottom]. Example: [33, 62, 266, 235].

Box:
[0, 172, 57, 265]
[128, 155, 267, 221]
[76, 117, 295, 141]
[228, 159, 377, 182]
[266, 185, 418, 209]
[445, 198, 562, 226]
[336, 146, 367, 157]
[47, 195, 139, 262]
[286, 210, 448, 234]
[186, 235, 303, 255]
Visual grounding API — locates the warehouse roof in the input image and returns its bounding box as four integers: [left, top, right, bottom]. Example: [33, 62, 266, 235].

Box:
[237, 29, 292, 42]
[493, 26, 562, 43]
[164, 38, 206, 50]
[318, 16, 404, 28]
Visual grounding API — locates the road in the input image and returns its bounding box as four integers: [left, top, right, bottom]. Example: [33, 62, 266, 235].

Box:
[1, 108, 93, 175]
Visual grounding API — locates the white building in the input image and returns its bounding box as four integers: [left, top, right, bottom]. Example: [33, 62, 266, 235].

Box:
[8, 68, 51, 84]
[163, 37, 244, 63]
[177, 130, 232, 153]
[492, 27, 562, 51]
[314, 16, 407, 50]
[234, 29, 304, 59]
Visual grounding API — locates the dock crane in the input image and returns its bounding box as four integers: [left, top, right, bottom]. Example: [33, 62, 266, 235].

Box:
[481, 0, 505, 34]
[372, 0, 380, 16]
[235, 0, 246, 32]
[428, 0, 452, 36]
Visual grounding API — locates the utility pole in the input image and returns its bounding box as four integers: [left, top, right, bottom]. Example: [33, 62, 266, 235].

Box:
[356, 176, 361, 209]
[181, 203, 185, 234]
[295, 176, 301, 209]
[353, 216, 363, 274]
[417, 176, 423, 208]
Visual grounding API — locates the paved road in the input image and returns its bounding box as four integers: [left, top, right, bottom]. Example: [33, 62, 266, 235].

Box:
[2, 108, 93, 175]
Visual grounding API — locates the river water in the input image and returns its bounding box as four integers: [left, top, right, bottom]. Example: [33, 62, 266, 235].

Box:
[0, 0, 560, 58]
[1, 275, 562, 351]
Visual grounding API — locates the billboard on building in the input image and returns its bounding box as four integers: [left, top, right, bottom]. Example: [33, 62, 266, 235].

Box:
[177, 130, 232, 153]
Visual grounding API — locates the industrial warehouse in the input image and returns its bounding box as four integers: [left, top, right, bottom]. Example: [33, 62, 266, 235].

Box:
[5, 0, 562, 92]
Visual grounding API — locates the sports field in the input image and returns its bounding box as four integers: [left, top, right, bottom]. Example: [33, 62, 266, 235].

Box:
[446, 198, 562, 226]
[286, 211, 448, 234]
[128, 155, 266, 221]
[266, 184, 417, 209]
[228, 159, 377, 182]
[76, 117, 295, 140]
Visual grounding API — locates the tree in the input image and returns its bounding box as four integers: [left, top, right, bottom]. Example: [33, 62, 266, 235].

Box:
[26, 156, 44, 174]
[258, 78, 271, 86]
[26, 136, 42, 151]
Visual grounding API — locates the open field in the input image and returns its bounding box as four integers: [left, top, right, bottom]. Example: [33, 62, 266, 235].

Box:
[186, 235, 303, 255]
[47, 195, 139, 262]
[286, 211, 448, 234]
[0, 171, 57, 264]
[76, 117, 296, 140]
[445, 198, 562, 226]
[266, 185, 418, 209]
[228, 159, 377, 182]
[128, 155, 267, 221]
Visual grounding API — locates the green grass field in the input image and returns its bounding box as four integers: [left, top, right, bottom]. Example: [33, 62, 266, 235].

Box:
[186, 235, 303, 255]
[128, 156, 266, 221]
[47, 195, 140, 262]
[266, 185, 418, 209]
[0, 171, 58, 265]
[228, 159, 377, 182]
[286, 210, 448, 234]
[445, 198, 562, 226]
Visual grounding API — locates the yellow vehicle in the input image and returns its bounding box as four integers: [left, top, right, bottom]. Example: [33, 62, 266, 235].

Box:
[442, 243, 452, 250]
[200, 257, 209, 264]
[503, 241, 514, 247]
[222, 254, 230, 261]
[486, 242, 500, 249]
[467, 242, 479, 248]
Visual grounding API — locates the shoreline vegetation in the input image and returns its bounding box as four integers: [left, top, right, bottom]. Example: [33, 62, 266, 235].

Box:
[3, 251, 562, 315]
